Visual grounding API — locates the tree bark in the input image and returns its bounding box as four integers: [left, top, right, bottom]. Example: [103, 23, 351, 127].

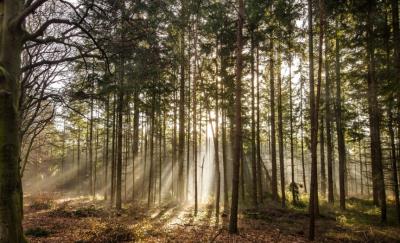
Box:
[0, 1, 26, 242]
[250, 32, 258, 208]
[256, 44, 263, 202]
[308, 0, 318, 239]
[277, 46, 285, 208]
[229, 0, 243, 234]
[192, 16, 199, 215]
[389, 108, 400, 222]
[366, 0, 386, 222]
[335, 18, 346, 211]
[116, 69, 124, 210]
[325, 29, 334, 203]
[269, 37, 278, 201]
[178, 1, 186, 201]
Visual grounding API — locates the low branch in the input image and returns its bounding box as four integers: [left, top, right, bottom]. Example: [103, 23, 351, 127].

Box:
[21, 53, 102, 72]
[16, 0, 50, 27]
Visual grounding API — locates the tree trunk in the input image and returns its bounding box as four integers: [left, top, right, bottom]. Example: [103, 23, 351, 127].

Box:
[229, 0, 243, 234]
[366, 0, 386, 222]
[269, 36, 278, 201]
[392, 0, 400, 129]
[193, 16, 199, 215]
[389, 108, 400, 222]
[78, 127, 81, 194]
[256, 44, 263, 202]
[89, 79, 94, 197]
[0, 1, 26, 242]
[172, 89, 177, 198]
[104, 95, 110, 200]
[94, 125, 99, 198]
[288, 33, 295, 205]
[325, 30, 334, 203]
[132, 90, 139, 201]
[213, 60, 221, 222]
[111, 94, 117, 205]
[300, 77, 307, 193]
[178, 7, 186, 201]
[250, 32, 258, 208]
[277, 46, 285, 208]
[115, 54, 124, 210]
[335, 18, 346, 211]
[148, 109, 155, 207]
[308, 0, 318, 239]
[320, 115, 326, 197]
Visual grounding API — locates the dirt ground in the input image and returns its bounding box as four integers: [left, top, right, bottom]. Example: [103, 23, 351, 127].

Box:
[22, 193, 400, 242]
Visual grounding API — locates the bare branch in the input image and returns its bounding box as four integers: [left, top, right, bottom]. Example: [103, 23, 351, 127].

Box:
[16, 0, 50, 26]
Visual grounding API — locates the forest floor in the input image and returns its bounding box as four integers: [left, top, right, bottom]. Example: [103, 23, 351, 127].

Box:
[23, 193, 400, 243]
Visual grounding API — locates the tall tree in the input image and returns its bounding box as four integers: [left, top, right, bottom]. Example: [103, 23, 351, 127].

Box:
[334, 16, 346, 211]
[308, 0, 319, 239]
[325, 29, 334, 203]
[277, 46, 285, 208]
[269, 36, 278, 201]
[229, 0, 244, 234]
[178, 0, 187, 202]
[366, 0, 386, 222]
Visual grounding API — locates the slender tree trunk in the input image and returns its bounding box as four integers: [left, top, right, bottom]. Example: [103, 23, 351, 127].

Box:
[132, 90, 139, 201]
[359, 140, 364, 196]
[178, 7, 186, 201]
[94, 125, 99, 198]
[222, 108, 229, 210]
[213, 60, 221, 222]
[148, 108, 155, 207]
[142, 120, 148, 199]
[172, 89, 177, 198]
[159, 110, 163, 204]
[392, 0, 400, 131]
[110, 94, 117, 205]
[288, 34, 296, 205]
[104, 95, 110, 200]
[115, 54, 125, 209]
[277, 46, 285, 208]
[89, 79, 94, 197]
[78, 127, 81, 194]
[391, 0, 400, 222]
[389, 108, 400, 222]
[366, 0, 387, 222]
[335, 18, 346, 211]
[193, 17, 199, 215]
[250, 32, 258, 208]
[256, 44, 263, 202]
[186, 63, 191, 202]
[308, 0, 318, 239]
[320, 115, 326, 197]
[325, 31, 334, 203]
[61, 121, 66, 187]
[229, 0, 244, 233]
[269, 37, 278, 201]
[300, 76, 307, 193]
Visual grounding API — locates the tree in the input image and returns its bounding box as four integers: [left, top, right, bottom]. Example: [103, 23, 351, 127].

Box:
[0, 0, 103, 241]
[269, 34, 278, 201]
[277, 44, 286, 208]
[366, 0, 386, 222]
[229, 0, 244, 234]
[334, 16, 346, 211]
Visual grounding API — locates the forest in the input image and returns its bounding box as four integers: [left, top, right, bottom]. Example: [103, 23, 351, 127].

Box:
[1, 0, 400, 242]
